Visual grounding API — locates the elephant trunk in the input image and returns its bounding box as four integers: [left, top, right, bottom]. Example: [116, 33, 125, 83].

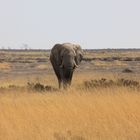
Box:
[60, 59, 77, 88]
[63, 68, 74, 88]
[74, 61, 78, 68]
[60, 60, 78, 69]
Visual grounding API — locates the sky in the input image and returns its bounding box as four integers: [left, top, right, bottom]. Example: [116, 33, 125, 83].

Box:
[0, 0, 140, 49]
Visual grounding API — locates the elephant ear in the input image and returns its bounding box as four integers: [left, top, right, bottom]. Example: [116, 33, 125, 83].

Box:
[73, 45, 83, 65]
[51, 44, 64, 66]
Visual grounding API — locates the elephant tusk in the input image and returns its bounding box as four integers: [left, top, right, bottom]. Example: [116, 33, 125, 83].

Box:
[74, 62, 78, 68]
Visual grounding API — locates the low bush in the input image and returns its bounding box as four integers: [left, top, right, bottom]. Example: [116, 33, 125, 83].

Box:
[83, 78, 140, 90]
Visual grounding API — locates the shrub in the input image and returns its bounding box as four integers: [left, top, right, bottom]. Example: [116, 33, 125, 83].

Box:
[83, 78, 140, 90]
[27, 82, 57, 92]
[122, 68, 133, 73]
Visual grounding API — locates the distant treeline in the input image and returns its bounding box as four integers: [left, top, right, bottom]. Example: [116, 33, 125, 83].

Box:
[0, 49, 51, 52]
[0, 48, 140, 52]
[84, 48, 140, 52]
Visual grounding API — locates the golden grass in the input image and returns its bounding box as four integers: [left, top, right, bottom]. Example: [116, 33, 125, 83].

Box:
[0, 89, 140, 140]
[36, 64, 48, 70]
[0, 73, 140, 140]
[0, 62, 11, 70]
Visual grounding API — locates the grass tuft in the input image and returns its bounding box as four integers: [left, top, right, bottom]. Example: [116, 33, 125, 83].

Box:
[27, 82, 58, 92]
[83, 78, 140, 90]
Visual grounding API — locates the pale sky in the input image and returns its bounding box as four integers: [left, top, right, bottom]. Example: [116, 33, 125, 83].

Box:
[0, 0, 140, 49]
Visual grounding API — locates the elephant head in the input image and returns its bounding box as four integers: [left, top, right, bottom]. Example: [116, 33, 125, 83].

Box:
[59, 44, 82, 69]
[50, 43, 83, 89]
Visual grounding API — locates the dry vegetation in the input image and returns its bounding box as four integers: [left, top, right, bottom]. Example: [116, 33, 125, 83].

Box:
[0, 49, 140, 140]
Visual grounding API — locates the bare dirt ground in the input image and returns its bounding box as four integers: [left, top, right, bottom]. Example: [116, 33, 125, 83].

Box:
[0, 50, 140, 77]
[0, 49, 140, 85]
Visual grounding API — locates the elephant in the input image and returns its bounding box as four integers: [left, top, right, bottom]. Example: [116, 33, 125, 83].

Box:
[50, 43, 83, 89]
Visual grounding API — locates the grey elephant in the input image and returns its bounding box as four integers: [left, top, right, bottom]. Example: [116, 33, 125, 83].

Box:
[50, 43, 83, 89]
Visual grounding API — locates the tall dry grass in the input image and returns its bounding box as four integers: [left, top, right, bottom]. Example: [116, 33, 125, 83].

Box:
[0, 73, 140, 140]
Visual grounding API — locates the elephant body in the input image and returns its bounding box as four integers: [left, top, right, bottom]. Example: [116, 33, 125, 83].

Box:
[50, 43, 83, 89]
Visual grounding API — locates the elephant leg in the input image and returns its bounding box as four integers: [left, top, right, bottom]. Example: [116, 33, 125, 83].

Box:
[63, 71, 73, 88]
[68, 71, 73, 86]
[63, 78, 71, 89]
[63, 82, 68, 89]
[50, 58, 62, 89]
[58, 79, 63, 89]
[54, 69, 62, 89]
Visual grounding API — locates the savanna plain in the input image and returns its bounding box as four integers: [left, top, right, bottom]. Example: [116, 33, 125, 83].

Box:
[0, 49, 140, 140]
